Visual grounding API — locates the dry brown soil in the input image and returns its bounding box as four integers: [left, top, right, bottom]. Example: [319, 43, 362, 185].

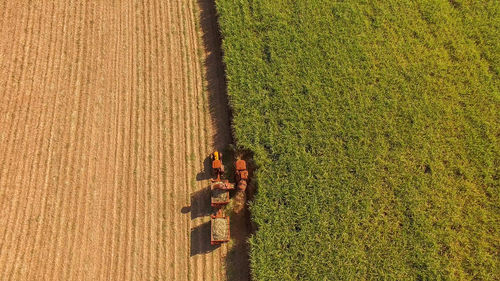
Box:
[0, 0, 249, 280]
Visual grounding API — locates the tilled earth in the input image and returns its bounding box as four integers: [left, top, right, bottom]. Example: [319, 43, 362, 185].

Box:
[0, 0, 248, 280]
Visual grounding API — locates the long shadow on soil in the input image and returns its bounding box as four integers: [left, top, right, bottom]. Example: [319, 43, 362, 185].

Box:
[182, 187, 212, 220]
[190, 221, 220, 256]
[184, 185, 216, 256]
[198, 0, 233, 151]
[197, 0, 252, 280]
[195, 156, 212, 181]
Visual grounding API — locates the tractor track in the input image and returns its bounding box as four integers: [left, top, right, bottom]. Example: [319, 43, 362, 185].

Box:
[0, 0, 241, 280]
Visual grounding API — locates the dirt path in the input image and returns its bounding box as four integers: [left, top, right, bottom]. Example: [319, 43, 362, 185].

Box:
[0, 1, 247, 280]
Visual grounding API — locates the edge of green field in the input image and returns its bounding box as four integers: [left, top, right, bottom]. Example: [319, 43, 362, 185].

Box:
[216, 0, 500, 280]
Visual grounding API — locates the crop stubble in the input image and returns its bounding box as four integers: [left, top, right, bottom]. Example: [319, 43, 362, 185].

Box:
[0, 0, 232, 280]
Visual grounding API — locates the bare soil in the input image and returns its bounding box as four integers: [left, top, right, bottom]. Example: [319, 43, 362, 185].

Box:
[0, 0, 248, 280]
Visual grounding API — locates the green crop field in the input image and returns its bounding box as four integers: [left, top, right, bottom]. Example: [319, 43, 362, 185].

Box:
[216, 0, 499, 280]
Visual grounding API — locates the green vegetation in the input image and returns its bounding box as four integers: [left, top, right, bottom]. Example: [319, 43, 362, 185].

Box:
[216, 0, 499, 280]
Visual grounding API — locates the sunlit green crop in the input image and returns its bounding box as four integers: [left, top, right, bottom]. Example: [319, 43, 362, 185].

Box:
[217, 0, 499, 280]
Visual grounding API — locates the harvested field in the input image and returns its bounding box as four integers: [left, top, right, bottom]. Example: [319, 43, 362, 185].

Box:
[0, 0, 245, 280]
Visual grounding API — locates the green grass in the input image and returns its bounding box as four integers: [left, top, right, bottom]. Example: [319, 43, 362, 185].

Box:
[216, 0, 499, 280]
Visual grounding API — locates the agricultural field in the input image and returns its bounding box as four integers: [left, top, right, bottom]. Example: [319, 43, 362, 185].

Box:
[217, 0, 499, 280]
[0, 0, 249, 280]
